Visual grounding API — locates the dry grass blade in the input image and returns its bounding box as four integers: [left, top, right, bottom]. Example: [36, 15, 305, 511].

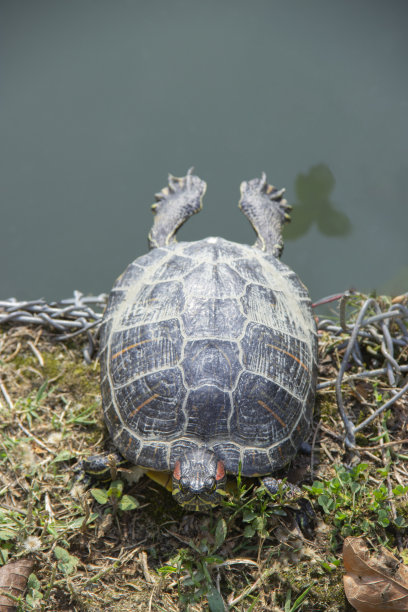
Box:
[139, 551, 157, 585]
[228, 567, 275, 606]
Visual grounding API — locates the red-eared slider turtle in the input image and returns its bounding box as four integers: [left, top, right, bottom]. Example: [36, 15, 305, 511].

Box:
[95, 169, 317, 511]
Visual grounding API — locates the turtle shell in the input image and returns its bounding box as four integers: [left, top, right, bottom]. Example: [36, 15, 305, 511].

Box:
[99, 237, 317, 477]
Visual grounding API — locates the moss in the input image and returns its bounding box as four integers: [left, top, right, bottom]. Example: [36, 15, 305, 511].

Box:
[58, 361, 100, 400]
[395, 500, 408, 519]
[318, 396, 338, 420]
[11, 352, 37, 369]
[266, 563, 346, 611]
[354, 432, 369, 446]
[308, 579, 346, 609]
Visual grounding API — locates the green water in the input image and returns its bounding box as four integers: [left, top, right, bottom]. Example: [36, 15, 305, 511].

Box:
[1, 0, 407, 301]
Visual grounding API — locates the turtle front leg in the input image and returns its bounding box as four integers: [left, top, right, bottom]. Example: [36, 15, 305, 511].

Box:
[148, 168, 207, 249]
[261, 476, 302, 498]
[261, 476, 315, 537]
[80, 450, 129, 482]
[239, 173, 292, 258]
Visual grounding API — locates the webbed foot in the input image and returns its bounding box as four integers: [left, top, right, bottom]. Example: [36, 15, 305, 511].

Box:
[79, 450, 128, 483]
[239, 173, 291, 258]
[262, 476, 302, 498]
[262, 476, 315, 538]
[148, 168, 207, 249]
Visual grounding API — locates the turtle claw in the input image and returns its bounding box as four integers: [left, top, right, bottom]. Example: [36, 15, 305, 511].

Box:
[262, 476, 301, 498]
[80, 450, 128, 483]
[148, 169, 207, 249]
[293, 498, 316, 540]
[239, 174, 291, 257]
[262, 476, 316, 538]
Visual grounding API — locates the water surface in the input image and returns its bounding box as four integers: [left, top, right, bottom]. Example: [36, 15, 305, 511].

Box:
[1, 0, 407, 302]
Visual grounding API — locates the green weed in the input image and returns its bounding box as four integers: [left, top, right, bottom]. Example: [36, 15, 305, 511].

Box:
[304, 462, 408, 549]
[222, 467, 289, 540]
[90, 479, 140, 512]
[284, 583, 315, 612]
[158, 517, 227, 611]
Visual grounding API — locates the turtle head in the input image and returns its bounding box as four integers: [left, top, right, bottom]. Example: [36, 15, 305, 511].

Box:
[172, 448, 226, 511]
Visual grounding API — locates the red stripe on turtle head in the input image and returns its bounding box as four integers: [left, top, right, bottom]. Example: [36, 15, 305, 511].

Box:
[173, 460, 181, 481]
[215, 460, 225, 481]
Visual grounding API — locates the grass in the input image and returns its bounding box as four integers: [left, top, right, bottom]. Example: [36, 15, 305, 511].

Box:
[0, 294, 407, 611]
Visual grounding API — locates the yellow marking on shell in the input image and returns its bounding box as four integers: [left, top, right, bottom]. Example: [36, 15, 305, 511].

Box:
[129, 393, 159, 417]
[220, 347, 232, 373]
[257, 400, 286, 427]
[266, 344, 309, 372]
[111, 339, 152, 360]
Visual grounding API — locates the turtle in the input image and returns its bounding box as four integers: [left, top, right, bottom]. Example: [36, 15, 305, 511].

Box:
[92, 169, 318, 511]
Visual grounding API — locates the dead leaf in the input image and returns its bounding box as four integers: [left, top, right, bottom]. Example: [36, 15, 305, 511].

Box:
[391, 295, 407, 305]
[0, 558, 34, 612]
[343, 537, 408, 611]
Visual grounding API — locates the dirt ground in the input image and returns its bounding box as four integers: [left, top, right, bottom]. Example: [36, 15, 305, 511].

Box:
[0, 294, 407, 611]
